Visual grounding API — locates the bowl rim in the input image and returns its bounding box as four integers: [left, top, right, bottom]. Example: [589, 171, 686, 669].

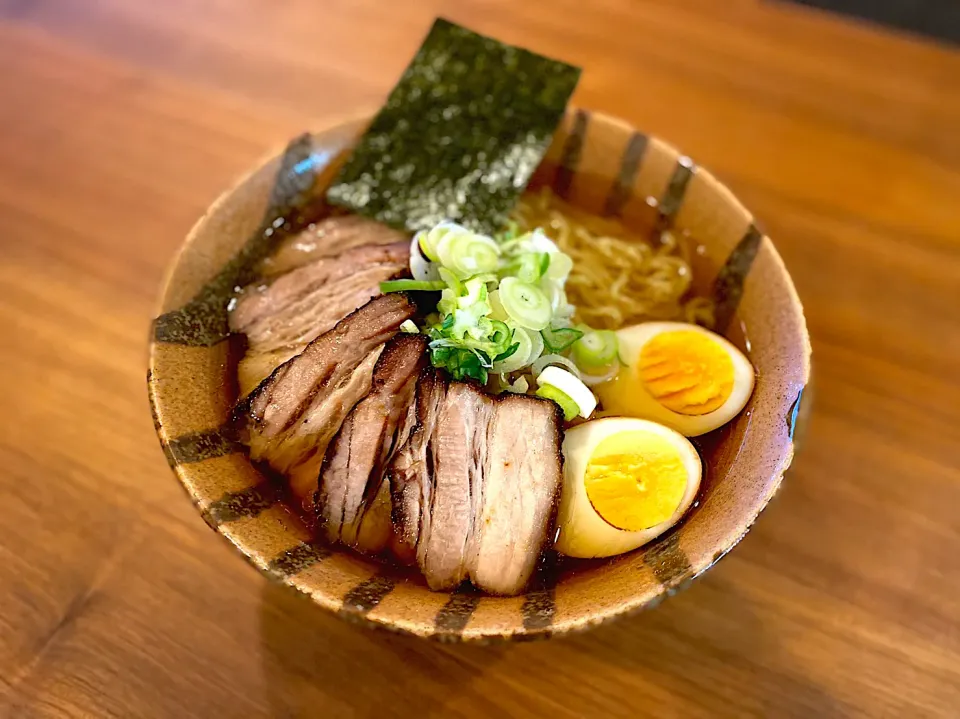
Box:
[148, 107, 812, 640]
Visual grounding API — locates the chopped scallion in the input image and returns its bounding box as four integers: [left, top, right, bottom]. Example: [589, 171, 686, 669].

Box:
[541, 326, 584, 353]
[380, 279, 446, 293]
[535, 383, 579, 421]
[572, 327, 620, 369]
[498, 277, 551, 330]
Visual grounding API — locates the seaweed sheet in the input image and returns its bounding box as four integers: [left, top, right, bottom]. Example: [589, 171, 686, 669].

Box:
[327, 18, 581, 235]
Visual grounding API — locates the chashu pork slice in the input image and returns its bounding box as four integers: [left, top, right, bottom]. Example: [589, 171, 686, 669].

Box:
[259, 215, 409, 277]
[238, 293, 417, 511]
[387, 374, 564, 595]
[470, 395, 564, 596]
[231, 242, 408, 336]
[387, 367, 446, 566]
[316, 334, 427, 552]
[230, 242, 409, 395]
[416, 381, 495, 592]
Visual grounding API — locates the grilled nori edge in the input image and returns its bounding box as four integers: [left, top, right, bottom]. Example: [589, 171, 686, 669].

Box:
[327, 17, 581, 235]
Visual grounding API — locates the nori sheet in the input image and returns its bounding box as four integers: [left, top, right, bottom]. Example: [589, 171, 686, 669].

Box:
[327, 18, 581, 235]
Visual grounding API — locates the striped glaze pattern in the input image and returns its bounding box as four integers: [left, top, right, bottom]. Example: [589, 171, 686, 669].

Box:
[147, 110, 810, 641]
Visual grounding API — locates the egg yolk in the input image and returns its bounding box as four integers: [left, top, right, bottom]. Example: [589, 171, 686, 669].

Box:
[639, 330, 734, 415]
[584, 430, 688, 531]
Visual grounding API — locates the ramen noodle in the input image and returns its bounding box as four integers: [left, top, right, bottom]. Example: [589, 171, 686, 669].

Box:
[511, 188, 715, 330]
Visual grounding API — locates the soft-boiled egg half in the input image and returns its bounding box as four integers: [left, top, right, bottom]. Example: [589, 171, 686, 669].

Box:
[555, 418, 701, 558]
[595, 322, 755, 437]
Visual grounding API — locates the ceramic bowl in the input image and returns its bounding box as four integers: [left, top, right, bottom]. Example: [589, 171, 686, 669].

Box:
[148, 109, 810, 640]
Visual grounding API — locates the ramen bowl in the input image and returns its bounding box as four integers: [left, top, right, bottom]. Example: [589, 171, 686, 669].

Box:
[148, 110, 810, 641]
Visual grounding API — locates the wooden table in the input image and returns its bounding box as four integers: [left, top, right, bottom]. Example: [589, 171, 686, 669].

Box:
[2, 1, 958, 716]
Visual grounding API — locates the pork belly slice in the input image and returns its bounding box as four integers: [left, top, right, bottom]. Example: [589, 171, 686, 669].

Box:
[250, 347, 383, 511]
[471, 395, 564, 596]
[353, 480, 394, 556]
[417, 382, 495, 592]
[238, 294, 417, 510]
[387, 374, 564, 595]
[235, 264, 406, 395]
[316, 334, 428, 551]
[237, 348, 299, 401]
[230, 242, 408, 336]
[388, 367, 446, 566]
[355, 379, 422, 557]
[259, 215, 409, 276]
[230, 242, 409, 395]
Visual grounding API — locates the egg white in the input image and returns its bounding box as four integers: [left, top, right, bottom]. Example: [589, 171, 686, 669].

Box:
[598, 321, 755, 437]
[554, 417, 701, 559]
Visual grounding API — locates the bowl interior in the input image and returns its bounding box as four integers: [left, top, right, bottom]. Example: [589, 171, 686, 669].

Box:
[148, 110, 810, 640]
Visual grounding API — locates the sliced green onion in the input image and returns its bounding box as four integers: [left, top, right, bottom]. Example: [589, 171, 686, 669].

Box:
[400, 320, 419, 334]
[436, 267, 463, 315]
[439, 277, 491, 340]
[491, 326, 543, 374]
[469, 272, 500, 285]
[460, 277, 488, 308]
[498, 277, 551, 331]
[414, 219, 588, 385]
[380, 279, 446, 293]
[429, 309, 508, 357]
[431, 345, 451, 364]
[488, 290, 509, 321]
[487, 320, 513, 354]
[538, 253, 551, 278]
[409, 233, 440, 281]
[536, 384, 580, 421]
[460, 318, 511, 354]
[438, 267, 463, 296]
[436, 230, 500, 278]
[475, 348, 493, 367]
[526, 228, 561, 254]
[493, 342, 520, 363]
[448, 302, 490, 340]
[531, 353, 581, 378]
[417, 222, 471, 262]
[541, 326, 584, 353]
[545, 251, 573, 281]
[503, 252, 550, 284]
[430, 344, 488, 383]
[572, 328, 620, 369]
[437, 291, 456, 316]
[537, 366, 597, 418]
[501, 228, 559, 257]
[416, 230, 440, 262]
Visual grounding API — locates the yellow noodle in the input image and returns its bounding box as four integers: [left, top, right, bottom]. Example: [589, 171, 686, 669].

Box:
[511, 188, 715, 330]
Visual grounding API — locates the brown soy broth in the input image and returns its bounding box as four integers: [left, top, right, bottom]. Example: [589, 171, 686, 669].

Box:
[234, 188, 754, 592]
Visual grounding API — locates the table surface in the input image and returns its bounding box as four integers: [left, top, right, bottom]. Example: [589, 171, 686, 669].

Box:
[1, 1, 959, 717]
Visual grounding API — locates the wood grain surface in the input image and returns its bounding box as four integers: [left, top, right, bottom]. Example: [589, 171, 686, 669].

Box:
[1, 1, 959, 716]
